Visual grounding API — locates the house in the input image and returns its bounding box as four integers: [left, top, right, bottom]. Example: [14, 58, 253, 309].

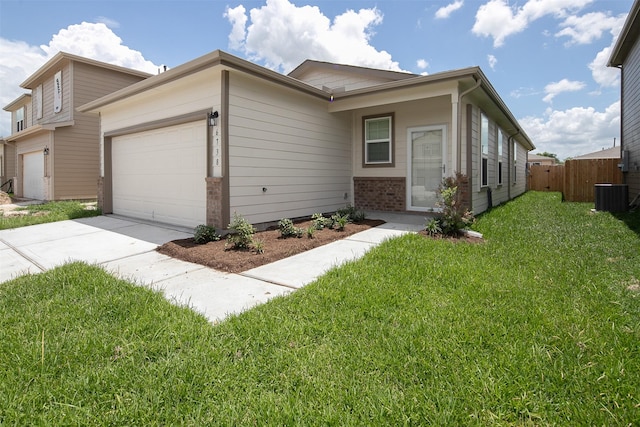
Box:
[2, 52, 151, 201]
[0, 137, 16, 193]
[527, 153, 557, 166]
[608, 0, 640, 205]
[79, 50, 534, 229]
[572, 146, 621, 160]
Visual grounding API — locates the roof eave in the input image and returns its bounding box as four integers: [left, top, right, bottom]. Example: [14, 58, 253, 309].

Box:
[20, 51, 153, 89]
[608, 0, 640, 67]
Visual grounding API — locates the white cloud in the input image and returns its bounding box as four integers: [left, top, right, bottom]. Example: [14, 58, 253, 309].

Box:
[487, 54, 497, 70]
[555, 12, 626, 46]
[472, 0, 592, 47]
[417, 59, 429, 69]
[542, 78, 585, 103]
[224, 0, 403, 73]
[224, 5, 247, 50]
[585, 13, 627, 88]
[0, 22, 160, 137]
[435, 1, 464, 20]
[41, 22, 158, 73]
[519, 101, 620, 160]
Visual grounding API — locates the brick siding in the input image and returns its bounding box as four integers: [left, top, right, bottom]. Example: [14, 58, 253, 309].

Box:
[354, 177, 406, 211]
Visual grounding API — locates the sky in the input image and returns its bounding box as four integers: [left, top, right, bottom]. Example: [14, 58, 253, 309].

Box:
[0, 0, 633, 160]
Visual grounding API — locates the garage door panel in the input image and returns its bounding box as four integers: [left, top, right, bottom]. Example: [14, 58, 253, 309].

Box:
[112, 122, 206, 228]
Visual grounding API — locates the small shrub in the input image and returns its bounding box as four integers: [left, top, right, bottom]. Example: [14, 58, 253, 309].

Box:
[278, 218, 303, 238]
[350, 209, 366, 223]
[436, 173, 475, 236]
[331, 213, 350, 231]
[336, 204, 357, 218]
[253, 239, 265, 254]
[306, 225, 316, 239]
[424, 218, 442, 236]
[312, 213, 332, 230]
[193, 224, 221, 244]
[227, 213, 255, 249]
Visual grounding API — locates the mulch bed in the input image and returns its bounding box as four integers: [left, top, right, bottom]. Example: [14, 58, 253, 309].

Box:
[157, 219, 385, 273]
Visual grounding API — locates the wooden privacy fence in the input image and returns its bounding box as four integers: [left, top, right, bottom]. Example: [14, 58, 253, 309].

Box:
[528, 158, 623, 202]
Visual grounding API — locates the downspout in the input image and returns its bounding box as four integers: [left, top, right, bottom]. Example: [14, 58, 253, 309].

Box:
[456, 77, 482, 173]
[615, 64, 625, 185]
[507, 130, 520, 200]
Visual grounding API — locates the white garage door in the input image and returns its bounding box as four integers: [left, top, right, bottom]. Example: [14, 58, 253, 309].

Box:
[23, 151, 45, 200]
[112, 121, 207, 228]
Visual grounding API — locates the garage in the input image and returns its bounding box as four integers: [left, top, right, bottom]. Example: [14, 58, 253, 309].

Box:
[111, 121, 207, 228]
[23, 151, 45, 200]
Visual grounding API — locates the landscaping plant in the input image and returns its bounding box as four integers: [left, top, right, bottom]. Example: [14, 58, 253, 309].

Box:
[278, 218, 303, 238]
[226, 213, 256, 249]
[431, 172, 474, 236]
[193, 224, 221, 244]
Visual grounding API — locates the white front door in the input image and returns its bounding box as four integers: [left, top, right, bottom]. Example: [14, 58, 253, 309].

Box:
[23, 151, 45, 200]
[407, 125, 446, 211]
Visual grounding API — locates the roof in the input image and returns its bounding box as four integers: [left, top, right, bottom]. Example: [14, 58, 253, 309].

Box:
[3, 93, 32, 112]
[527, 153, 556, 163]
[78, 50, 330, 113]
[20, 51, 152, 89]
[608, 0, 640, 67]
[78, 50, 534, 151]
[329, 65, 535, 151]
[572, 146, 621, 160]
[288, 60, 416, 84]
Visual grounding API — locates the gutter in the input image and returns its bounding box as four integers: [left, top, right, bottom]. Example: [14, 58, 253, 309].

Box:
[456, 77, 482, 173]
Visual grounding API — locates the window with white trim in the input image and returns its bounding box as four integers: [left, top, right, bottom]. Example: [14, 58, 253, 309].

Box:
[15, 107, 25, 133]
[480, 113, 489, 187]
[364, 115, 393, 165]
[497, 130, 503, 185]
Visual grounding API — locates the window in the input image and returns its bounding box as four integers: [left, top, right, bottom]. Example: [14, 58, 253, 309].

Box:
[15, 107, 25, 133]
[497, 130, 503, 185]
[480, 113, 489, 187]
[364, 114, 393, 165]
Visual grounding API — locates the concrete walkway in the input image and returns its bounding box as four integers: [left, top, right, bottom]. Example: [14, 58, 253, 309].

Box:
[0, 213, 424, 323]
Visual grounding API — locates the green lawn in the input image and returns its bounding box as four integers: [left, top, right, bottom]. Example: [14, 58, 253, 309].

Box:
[1, 192, 639, 425]
[0, 200, 101, 230]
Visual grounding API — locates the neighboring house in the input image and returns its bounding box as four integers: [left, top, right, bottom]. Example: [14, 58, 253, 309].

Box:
[0, 137, 17, 192]
[79, 50, 534, 229]
[2, 52, 151, 201]
[608, 0, 640, 204]
[527, 153, 557, 166]
[572, 146, 621, 160]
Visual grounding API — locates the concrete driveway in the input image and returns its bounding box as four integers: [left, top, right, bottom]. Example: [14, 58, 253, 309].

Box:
[0, 214, 424, 323]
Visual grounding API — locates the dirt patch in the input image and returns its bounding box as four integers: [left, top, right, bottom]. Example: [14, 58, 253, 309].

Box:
[157, 219, 385, 273]
[0, 191, 13, 205]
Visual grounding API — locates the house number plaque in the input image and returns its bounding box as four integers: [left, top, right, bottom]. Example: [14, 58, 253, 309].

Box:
[213, 127, 222, 177]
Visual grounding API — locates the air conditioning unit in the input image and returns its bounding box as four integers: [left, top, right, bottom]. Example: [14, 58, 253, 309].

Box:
[618, 150, 629, 172]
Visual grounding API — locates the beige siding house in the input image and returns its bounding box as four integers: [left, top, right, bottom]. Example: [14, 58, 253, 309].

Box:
[609, 0, 640, 205]
[80, 50, 534, 229]
[2, 52, 151, 200]
[0, 137, 17, 191]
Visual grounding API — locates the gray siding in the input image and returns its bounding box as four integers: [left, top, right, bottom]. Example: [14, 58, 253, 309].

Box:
[622, 31, 640, 200]
[228, 73, 352, 224]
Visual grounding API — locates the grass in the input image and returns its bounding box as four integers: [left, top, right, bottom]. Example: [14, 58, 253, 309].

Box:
[1, 192, 639, 425]
[0, 200, 101, 229]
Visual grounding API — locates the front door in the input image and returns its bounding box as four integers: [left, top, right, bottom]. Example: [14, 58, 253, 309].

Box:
[407, 125, 446, 211]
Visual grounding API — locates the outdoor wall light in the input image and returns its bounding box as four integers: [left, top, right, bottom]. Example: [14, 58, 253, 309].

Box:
[43, 147, 50, 155]
[208, 110, 219, 127]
